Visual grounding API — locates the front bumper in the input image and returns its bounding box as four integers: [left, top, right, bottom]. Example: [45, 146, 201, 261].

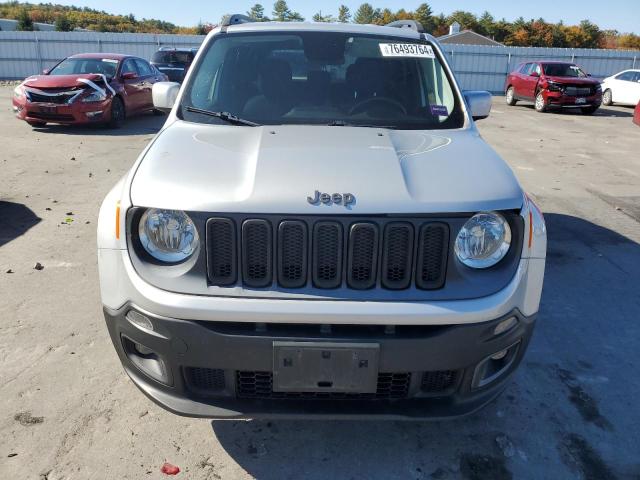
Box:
[13, 97, 112, 124]
[543, 90, 601, 108]
[105, 304, 536, 419]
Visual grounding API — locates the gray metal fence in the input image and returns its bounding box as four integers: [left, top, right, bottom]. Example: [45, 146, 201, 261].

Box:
[0, 31, 204, 80]
[1, 31, 639, 93]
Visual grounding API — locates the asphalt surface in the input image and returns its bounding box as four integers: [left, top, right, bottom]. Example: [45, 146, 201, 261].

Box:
[1, 88, 639, 480]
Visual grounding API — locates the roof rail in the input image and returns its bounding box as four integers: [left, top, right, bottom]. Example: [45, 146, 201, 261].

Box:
[385, 19, 425, 33]
[220, 14, 255, 27]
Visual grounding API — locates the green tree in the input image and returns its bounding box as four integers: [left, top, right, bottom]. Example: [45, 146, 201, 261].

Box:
[17, 8, 34, 31]
[413, 3, 434, 32]
[337, 5, 351, 23]
[354, 3, 379, 24]
[478, 11, 494, 37]
[272, 0, 303, 21]
[55, 13, 72, 32]
[579, 19, 603, 48]
[312, 11, 334, 22]
[447, 10, 479, 32]
[247, 4, 269, 22]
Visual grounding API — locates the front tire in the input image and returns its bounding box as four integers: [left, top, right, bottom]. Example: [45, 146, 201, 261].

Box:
[505, 87, 517, 106]
[602, 89, 612, 106]
[581, 106, 599, 115]
[534, 91, 547, 112]
[107, 97, 125, 129]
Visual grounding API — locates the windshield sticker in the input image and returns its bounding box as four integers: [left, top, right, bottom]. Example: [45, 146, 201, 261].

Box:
[430, 105, 448, 116]
[102, 59, 119, 63]
[379, 43, 435, 58]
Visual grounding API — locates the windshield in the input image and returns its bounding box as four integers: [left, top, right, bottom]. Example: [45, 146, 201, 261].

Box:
[542, 63, 587, 78]
[151, 51, 193, 64]
[181, 31, 464, 129]
[49, 58, 119, 77]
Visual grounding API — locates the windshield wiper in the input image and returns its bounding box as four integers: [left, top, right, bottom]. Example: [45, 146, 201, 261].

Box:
[185, 106, 261, 127]
[327, 120, 397, 129]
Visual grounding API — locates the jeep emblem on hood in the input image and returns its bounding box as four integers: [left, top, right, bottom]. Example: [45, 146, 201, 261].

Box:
[307, 190, 355, 207]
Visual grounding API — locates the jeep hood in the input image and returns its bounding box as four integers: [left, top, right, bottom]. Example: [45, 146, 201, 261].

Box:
[130, 122, 523, 214]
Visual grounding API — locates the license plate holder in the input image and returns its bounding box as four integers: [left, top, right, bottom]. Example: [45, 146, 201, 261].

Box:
[273, 342, 379, 393]
[39, 105, 57, 113]
[575, 97, 587, 104]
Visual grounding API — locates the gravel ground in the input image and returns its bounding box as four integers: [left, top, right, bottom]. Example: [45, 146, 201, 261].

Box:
[1, 88, 639, 480]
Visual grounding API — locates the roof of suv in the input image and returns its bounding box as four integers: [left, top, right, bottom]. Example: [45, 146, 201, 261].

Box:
[222, 21, 439, 44]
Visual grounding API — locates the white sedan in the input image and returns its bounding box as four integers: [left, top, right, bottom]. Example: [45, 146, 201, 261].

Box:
[601, 69, 640, 106]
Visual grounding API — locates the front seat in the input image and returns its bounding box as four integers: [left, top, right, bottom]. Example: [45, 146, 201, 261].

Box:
[242, 59, 293, 119]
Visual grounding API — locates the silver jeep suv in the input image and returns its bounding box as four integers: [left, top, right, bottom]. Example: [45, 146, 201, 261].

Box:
[97, 15, 546, 419]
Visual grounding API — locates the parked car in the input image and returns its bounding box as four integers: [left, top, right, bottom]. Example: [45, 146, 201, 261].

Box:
[12, 53, 168, 128]
[634, 100, 640, 126]
[600, 69, 640, 106]
[97, 16, 547, 419]
[505, 61, 602, 114]
[150, 47, 198, 83]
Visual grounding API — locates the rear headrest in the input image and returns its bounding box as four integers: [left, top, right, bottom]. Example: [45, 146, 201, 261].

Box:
[346, 58, 386, 99]
[259, 59, 292, 99]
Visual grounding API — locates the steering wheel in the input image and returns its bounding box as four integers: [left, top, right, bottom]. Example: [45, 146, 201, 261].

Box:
[349, 97, 407, 116]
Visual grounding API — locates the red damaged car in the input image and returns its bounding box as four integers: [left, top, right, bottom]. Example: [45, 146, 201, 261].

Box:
[12, 53, 168, 128]
[505, 61, 602, 114]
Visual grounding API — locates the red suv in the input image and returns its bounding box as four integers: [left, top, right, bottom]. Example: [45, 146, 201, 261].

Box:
[505, 61, 602, 114]
[12, 53, 168, 128]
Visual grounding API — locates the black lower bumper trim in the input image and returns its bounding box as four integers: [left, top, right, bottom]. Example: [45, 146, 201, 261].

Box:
[103, 305, 536, 419]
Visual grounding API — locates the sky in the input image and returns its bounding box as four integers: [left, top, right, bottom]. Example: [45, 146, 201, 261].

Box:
[31, 0, 640, 34]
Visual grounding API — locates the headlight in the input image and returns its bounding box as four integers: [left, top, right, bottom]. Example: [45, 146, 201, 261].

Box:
[546, 81, 563, 92]
[454, 212, 511, 269]
[138, 209, 199, 263]
[81, 90, 107, 102]
[13, 85, 24, 99]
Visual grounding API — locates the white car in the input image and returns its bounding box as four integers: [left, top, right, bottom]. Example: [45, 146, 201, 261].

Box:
[97, 15, 546, 419]
[601, 69, 640, 106]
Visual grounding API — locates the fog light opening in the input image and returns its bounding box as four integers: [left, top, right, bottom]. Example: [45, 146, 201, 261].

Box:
[490, 349, 508, 360]
[494, 316, 517, 336]
[472, 341, 521, 389]
[121, 336, 171, 385]
[133, 342, 154, 356]
[126, 310, 154, 332]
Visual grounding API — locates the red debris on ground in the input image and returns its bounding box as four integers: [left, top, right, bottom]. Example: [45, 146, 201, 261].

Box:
[161, 462, 180, 475]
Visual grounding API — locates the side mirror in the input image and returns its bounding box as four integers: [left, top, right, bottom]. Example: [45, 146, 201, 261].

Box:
[464, 90, 492, 121]
[153, 82, 181, 112]
[42, 68, 50, 75]
[121, 72, 138, 80]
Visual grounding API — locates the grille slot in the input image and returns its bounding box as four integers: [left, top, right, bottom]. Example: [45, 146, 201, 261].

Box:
[312, 222, 344, 289]
[381, 222, 414, 290]
[416, 223, 449, 290]
[347, 223, 379, 289]
[242, 219, 273, 288]
[277, 220, 308, 288]
[237, 371, 411, 400]
[184, 367, 226, 393]
[206, 218, 237, 286]
[420, 370, 458, 394]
